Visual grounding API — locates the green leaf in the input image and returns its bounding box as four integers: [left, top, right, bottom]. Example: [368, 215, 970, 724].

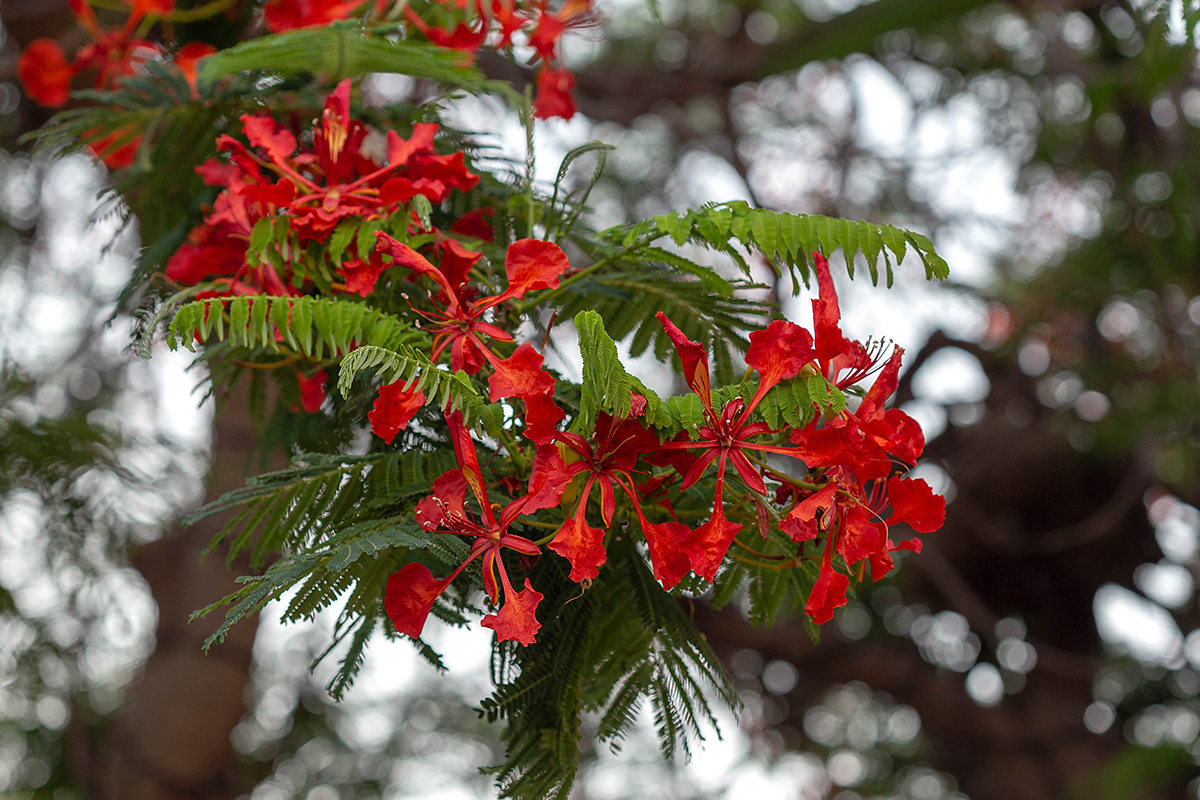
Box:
[337, 344, 486, 426]
[574, 310, 634, 434]
[199, 24, 485, 87]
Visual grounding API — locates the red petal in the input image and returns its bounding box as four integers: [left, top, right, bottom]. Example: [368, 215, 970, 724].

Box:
[17, 40, 73, 108]
[728, 448, 767, 495]
[450, 208, 495, 242]
[745, 320, 815, 390]
[387, 122, 438, 166]
[641, 519, 692, 589]
[656, 313, 711, 407]
[195, 158, 238, 186]
[529, 11, 566, 60]
[886, 477, 945, 533]
[684, 502, 743, 582]
[368, 381, 426, 444]
[131, 0, 173, 16]
[339, 254, 390, 297]
[178, 44, 216, 75]
[415, 468, 470, 530]
[501, 239, 571, 300]
[437, 237, 482, 294]
[522, 392, 565, 444]
[376, 233, 459, 306]
[482, 579, 543, 645]
[378, 176, 417, 205]
[811, 251, 857, 369]
[860, 346, 905, 418]
[598, 478, 615, 526]
[408, 152, 479, 195]
[533, 66, 577, 120]
[241, 114, 297, 164]
[837, 504, 886, 565]
[883, 408, 925, 464]
[549, 485, 607, 582]
[385, 563, 450, 638]
[804, 565, 849, 625]
[488, 342, 555, 401]
[518, 444, 572, 516]
[868, 550, 895, 582]
[297, 370, 327, 414]
[780, 509, 819, 542]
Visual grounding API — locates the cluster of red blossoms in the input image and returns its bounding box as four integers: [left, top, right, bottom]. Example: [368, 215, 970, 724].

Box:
[18, 0, 586, 126]
[383, 248, 945, 645]
[16, 0, 214, 167]
[164, 78, 488, 410]
[264, 0, 592, 119]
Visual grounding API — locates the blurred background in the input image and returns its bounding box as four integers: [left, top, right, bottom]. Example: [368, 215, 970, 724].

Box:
[1, 0, 1200, 798]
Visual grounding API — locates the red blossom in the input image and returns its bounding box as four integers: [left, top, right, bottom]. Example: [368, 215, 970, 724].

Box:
[263, 0, 365, 31]
[385, 562, 452, 638]
[297, 370, 327, 414]
[805, 563, 850, 625]
[17, 40, 74, 108]
[377, 234, 568, 395]
[548, 414, 660, 582]
[481, 579, 543, 644]
[385, 412, 563, 645]
[369, 382, 426, 444]
[175, 42, 216, 95]
[534, 67, 577, 120]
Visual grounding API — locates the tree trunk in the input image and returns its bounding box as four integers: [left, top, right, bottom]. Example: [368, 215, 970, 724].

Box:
[82, 386, 263, 800]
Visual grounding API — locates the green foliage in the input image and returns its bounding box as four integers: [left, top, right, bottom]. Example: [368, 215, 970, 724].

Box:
[166, 295, 423, 360]
[336, 344, 496, 433]
[198, 22, 487, 87]
[574, 310, 634, 433]
[188, 453, 396, 566]
[647, 201, 949, 290]
[482, 538, 738, 799]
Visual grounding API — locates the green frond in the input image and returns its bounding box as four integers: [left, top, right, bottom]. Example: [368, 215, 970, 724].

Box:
[336, 344, 492, 431]
[633, 201, 950, 291]
[198, 22, 486, 87]
[188, 453, 397, 564]
[574, 310, 634, 434]
[166, 295, 423, 361]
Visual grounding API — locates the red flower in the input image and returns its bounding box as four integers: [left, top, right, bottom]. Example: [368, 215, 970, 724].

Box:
[404, 5, 488, 52]
[656, 313, 815, 581]
[805, 561, 850, 625]
[175, 42, 216, 96]
[549, 414, 660, 582]
[263, 0, 365, 31]
[369, 381, 427, 444]
[384, 412, 566, 644]
[376, 234, 569, 401]
[17, 40, 74, 108]
[533, 67, 577, 120]
[297, 370, 327, 414]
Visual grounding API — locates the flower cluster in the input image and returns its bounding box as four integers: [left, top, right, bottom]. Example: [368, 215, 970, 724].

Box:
[400, 0, 592, 119]
[260, 0, 590, 119]
[15, 0, 214, 168]
[16, 0, 584, 174]
[165, 78, 484, 412]
[382, 247, 944, 644]
[17, 0, 174, 110]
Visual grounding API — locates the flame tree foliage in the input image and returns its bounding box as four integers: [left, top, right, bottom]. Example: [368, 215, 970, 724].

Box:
[17, 1, 959, 796]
